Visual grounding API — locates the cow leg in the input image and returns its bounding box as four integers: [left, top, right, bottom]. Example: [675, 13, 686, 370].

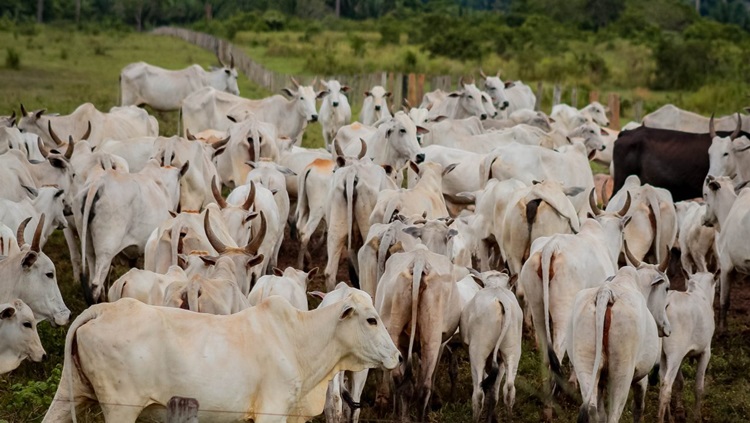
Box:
[694, 349, 711, 421]
[658, 354, 683, 423]
[92, 252, 116, 303]
[719, 268, 732, 331]
[632, 377, 648, 423]
[605, 370, 633, 423]
[349, 369, 368, 423]
[297, 208, 325, 269]
[503, 353, 519, 419]
[63, 226, 83, 283]
[324, 231, 346, 292]
[100, 403, 143, 423]
[325, 372, 343, 423]
[468, 342, 486, 421]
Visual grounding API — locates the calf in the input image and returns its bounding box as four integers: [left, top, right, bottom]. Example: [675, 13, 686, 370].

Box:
[675, 201, 716, 274]
[318, 80, 352, 150]
[108, 266, 188, 305]
[248, 267, 317, 310]
[359, 85, 392, 125]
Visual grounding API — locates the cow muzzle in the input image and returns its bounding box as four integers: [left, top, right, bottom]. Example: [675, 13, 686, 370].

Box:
[52, 310, 71, 327]
[501, 101, 509, 110]
[480, 114, 488, 120]
[332, 102, 339, 108]
[309, 114, 319, 123]
[658, 324, 671, 338]
[374, 105, 382, 111]
[415, 153, 425, 164]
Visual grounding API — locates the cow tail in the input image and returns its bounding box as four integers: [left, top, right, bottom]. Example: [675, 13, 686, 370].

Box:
[108, 277, 126, 302]
[293, 168, 312, 241]
[383, 198, 400, 226]
[345, 171, 356, 251]
[377, 226, 395, 283]
[481, 292, 512, 412]
[187, 279, 201, 312]
[62, 305, 104, 423]
[525, 198, 542, 261]
[117, 75, 122, 107]
[646, 189, 664, 263]
[170, 225, 183, 268]
[80, 180, 102, 304]
[541, 244, 561, 378]
[404, 256, 424, 383]
[582, 287, 613, 421]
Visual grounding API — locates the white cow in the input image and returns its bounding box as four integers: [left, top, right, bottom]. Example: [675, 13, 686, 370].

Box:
[318, 80, 352, 150]
[359, 85, 392, 126]
[426, 79, 488, 121]
[0, 299, 46, 375]
[212, 117, 280, 188]
[567, 260, 671, 423]
[480, 70, 536, 115]
[42, 293, 400, 423]
[460, 284, 522, 421]
[643, 104, 750, 133]
[675, 201, 716, 274]
[703, 175, 750, 330]
[343, 111, 427, 171]
[162, 258, 250, 315]
[248, 267, 317, 310]
[108, 266, 188, 305]
[551, 102, 609, 131]
[0, 216, 70, 326]
[658, 272, 716, 423]
[707, 114, 750, 184]
[18, 103, 158, 148]
[120, 59, 239, 111]
[0, 186, 67, 249]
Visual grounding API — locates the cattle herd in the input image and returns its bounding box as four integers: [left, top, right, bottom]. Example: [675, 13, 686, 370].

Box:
[0, 56, 747, 423]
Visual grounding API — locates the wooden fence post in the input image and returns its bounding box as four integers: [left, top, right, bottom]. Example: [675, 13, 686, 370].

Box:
[416, 74, 425, 106]
[571, 87, 578, 109]
[634, 100, 644, 123]
[589, 90, 600, 104]
[552, 84, 562, 107]
[535, 81, 544, 112]
[167, 397, 199, 423]
[407, 73, 417, 107]
[608, 93, 621, 130]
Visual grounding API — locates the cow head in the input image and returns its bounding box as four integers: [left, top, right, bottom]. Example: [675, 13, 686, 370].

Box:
[10, 215, 70, 326]
[0, 299, 46, 373]
[702, 175, 735, 229]
[589, 188, 632, 262]
[382, 112, 427, 168]
[479, 69, 512, 111]
[568, 122, 607, 154]
[448, 77, 487, 120]
[708, 113, 744, 180]
[214, 54, 240, 95]
[364, 86, 392, 121]
[318, 80, 350, 109]
[623, 241, 671, 337]
[333, 290, 401, 371]
[282, 77, 318, 123]
[480, 92, 499, 118]
[582, 101, 610, 127]
[29, 187, 68, 240]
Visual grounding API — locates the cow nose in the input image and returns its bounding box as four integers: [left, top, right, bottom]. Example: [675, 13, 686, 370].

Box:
[375, 105, 381, 111]
[332, 102, 339, 107]
[503, 101, 509, 109]
[310, 115, 318, 122]
[42, 353, 48, 361]
[492, 111, 498, 118]
[480, 114, 488, 120]
[398, 354, 404, 364]
[416, 153, 425, 164]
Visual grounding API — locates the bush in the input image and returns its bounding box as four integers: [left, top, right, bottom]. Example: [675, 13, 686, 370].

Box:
[652, 34, 712, 90]
[5, 48, 20, 69]
[2, 365, 61, 420]
[378, 18, 401, 45]
[349, 34, 367, 58]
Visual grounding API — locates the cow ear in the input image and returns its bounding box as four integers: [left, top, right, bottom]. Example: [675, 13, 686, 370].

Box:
[416, 126, 430, 135]
[244, 211, 259, 223]
[384, 92, 392, 98]
[600, 128, 610, 136]
[339, 304, 355, 320]
[0, 305, 15, 319]
[169, 210, 178, 218]
[564, 186, 585, 197]
[402, 226, 422, 238]
[430, 115, 448, 122]
[308, 291, 326, 300]
[22, 185, 38, 198]
[54, 189, 65, 198]
[336, 156, 346, 168]
[246, 254, 264, 269]
[316, 90, 327, 99]
[281, 88, 295, 97]
[341, 85, 351, 92]
[364, 91, 371, 97]
[177, 254, 188, 269]
[587, 149, 597, 160]
[504, 81, 515, 89]
[621, 215, 632, 229]
[48, 157, 67, 169]
[275, 165, 296, 176]
[226, 115, 238, 123]
[408, 160, 420, 175]
[213, 146, 227, 158]
[22, 251, 38, 268]
[224, 69, 231, 75]
[273, 267, 284, 276]
[708, 180, 721, 191]
[447, 229, 458, 240]
[382, 164, 394, 175]
[34, 109, 45, 119]
[448, 92, 461, 98]
[307, 267, 319, 280]
[442, 163, 458, 176]
[200, 255, 218, 266]
[179, 161, 190, 177]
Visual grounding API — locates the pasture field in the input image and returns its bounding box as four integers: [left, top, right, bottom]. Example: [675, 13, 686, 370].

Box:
[1, 26, 750, 423]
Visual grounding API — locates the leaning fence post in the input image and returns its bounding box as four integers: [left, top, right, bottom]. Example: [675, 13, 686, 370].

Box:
[634, 100, 644, 123]
[589, 90, 600, 104]
[571, 87, 578, 109]
[552, 84, 562, 107]
[608, 93, 621, 130]
[167, 397, 199, 423]
[535, 81, 544, 111]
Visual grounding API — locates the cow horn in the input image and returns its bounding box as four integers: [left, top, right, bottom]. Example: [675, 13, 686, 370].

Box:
[617, 192, 631, 217]
[210, 176, 227, 209]
[588, 188, 602, 216]
[186, 128, 196, 141]
[16, 217, 32, 247]
[290, 76, 300, 88]
[496, 69, 502, 78]
[212, 135, 230, 150]
[479, 68, 488, 79]
[709, 113, 717, 139]
[31, 214, 44, 253]
[37, 137, 49, 158]
[731, 112, 742, 140]
[623, 240, 641, 268]
[658, 245, 670, 273]
[229, 54, 234, 69]
[216, 52, 226, 68]
[48, 121, 65, 146]
[601, 178, 610, 206]
[245, 211, 266, 255]
[358, 138, 367, 159]
[20, 103, 27, 116]
[81, 121, 91, 141]
[459, 76, 465, 88]
[64, 136, 75, 160]
[333, 139, 345, 157]
[203, 210, 227, 254]
[241, 181, 256, 211]
[8, 111, 15, 126]
[311, 76, 318, 87]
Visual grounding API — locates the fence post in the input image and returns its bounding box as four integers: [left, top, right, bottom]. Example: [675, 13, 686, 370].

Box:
[416, 74, 425, 106]
[634, 100, 644, 123]
[589, 90, 600, 104]
[552, 84, 562, 107]
[535, 81, 544, 112]
[407, 73, 417, 107]
[608, 93, 621, 130]
[571, 87, 578, 109]
[167, 397, 199, 423]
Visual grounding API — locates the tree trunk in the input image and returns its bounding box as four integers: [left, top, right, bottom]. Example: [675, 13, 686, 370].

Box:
[75, 0, 81, 24]
[695, 0, 700, 13]
[205, 2, 213, 21]
[36, 0, 44, 23]
[336, 0, 341, 17]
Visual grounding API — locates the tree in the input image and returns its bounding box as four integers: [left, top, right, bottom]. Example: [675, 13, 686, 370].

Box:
[37, 0, 43, 22]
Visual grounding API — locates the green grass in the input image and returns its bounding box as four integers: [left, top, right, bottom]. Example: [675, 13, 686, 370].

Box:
[1, 25, 750, 423]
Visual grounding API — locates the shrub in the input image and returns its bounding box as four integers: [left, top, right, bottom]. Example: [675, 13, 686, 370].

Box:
[5, 48, 20, 69]
[60, 48, 68, 60]
[349, 34, 367, 58]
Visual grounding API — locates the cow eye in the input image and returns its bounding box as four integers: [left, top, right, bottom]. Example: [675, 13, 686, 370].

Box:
[300, 97, 305, 101]
[23, 322, 32, 328]
[468, 95, 474, 99]
[367, 318, 377, 326]
[399, 128, 406, 134]
[45, 272, 53, 278]
[724, 152, 729, 157]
